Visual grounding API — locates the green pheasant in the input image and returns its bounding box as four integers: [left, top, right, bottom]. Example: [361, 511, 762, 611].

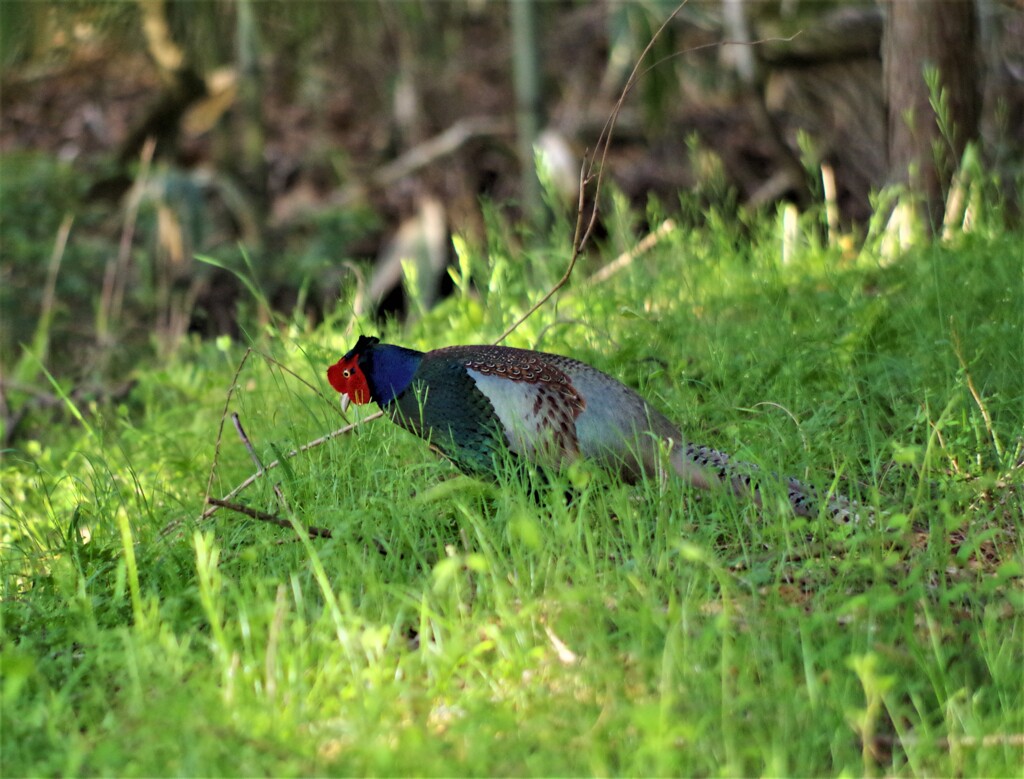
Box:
[328, 336, 866, 522]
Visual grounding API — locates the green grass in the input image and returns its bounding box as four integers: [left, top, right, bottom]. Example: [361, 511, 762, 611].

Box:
[2, 208, 1022, 776]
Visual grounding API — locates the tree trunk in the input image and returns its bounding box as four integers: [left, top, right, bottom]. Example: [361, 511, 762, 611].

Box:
[883, 0, 981, 230]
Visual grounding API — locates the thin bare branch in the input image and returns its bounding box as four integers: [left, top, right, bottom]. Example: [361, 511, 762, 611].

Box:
[638, 34, 802, 83]
[257, 348, 343, 401]
[587, 219, 677, 284]
[201, 346, 254, 511]
[232, 412, 264, 472]
[493, 2, 689, 345]
[206, 498, 333, 538]
[194, 411, 385, 525]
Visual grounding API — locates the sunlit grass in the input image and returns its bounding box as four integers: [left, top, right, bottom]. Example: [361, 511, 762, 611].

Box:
[2, 210, 1022, 776]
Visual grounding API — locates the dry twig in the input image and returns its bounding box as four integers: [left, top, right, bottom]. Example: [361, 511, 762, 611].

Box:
[192, 411, 385, 528]
[233, 412, 264, 472]
[206, 498, 333, 539]
[587, 218, 677, 285]
[201, 346, 255, 513]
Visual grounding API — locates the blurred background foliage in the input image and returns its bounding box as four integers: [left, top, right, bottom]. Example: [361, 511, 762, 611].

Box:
[1, 0, 1022, 440]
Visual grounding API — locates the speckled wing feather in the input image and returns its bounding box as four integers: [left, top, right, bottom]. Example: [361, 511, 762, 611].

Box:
[430, 345, 688, 482]
[433, 345, 586, 467]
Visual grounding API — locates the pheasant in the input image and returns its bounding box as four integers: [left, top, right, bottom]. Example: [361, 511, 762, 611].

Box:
[327, 336, 864, 522]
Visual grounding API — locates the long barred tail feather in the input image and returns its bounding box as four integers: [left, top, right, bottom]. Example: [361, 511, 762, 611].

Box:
[673, 441, 871, 524]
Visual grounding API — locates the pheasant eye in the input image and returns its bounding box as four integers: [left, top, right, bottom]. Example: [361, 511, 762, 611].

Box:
[343, 369, 352, 378]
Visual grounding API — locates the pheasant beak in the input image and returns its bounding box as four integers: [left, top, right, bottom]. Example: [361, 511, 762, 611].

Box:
[340, 393, 352, 414]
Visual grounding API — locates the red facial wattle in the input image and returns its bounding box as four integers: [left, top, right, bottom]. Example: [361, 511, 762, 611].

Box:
[327, 357, 371, 405]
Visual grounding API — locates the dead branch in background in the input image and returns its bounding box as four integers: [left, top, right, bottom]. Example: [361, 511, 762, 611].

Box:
[274, 117, 511, 226]
[587, 218, 677, 285]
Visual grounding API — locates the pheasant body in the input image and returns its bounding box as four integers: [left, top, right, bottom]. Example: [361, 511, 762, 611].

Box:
[328, 336, 862, 522]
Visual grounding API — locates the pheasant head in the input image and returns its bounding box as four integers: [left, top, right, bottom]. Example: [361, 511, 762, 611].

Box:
[326, 335, 423, 411]
[327, 335, 377, 411]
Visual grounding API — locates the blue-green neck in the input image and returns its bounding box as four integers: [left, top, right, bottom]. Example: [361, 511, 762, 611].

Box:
[363, 343, 424, 406]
